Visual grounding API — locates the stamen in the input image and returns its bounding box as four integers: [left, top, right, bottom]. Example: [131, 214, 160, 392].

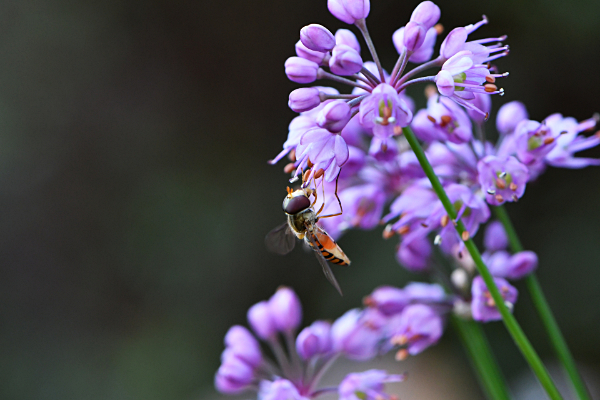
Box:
[434, 235, 442, 245]
[495, 178, 507, 189]
[427, 115, 436, 123]
[487, 188, 496, 195]
[382, 224, 395, 239]
[495, 194, 504, 203]
[434, 23, 444, 35]
[543, 137, 555, 145]
[512, 194, 519, 202]
[441, 214, 449, 227]
[421, 222, 429, 228]
[461, 231, 470, 241]
[314, 168, 325, 179]
[485, 75, 496, 83]
[509, 182, 518, 191]
[393, 126, 403, 136]
[395, 349, 409, 361]
[484, 83, 498, 92]
[499, 171, 507, 178]
[397, 225, 410, 235]
[504, 301, 514, 312]
[440, 115, 452, 127]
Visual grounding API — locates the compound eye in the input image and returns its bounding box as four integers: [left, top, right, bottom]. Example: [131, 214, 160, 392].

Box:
[283, 195, 310, 214]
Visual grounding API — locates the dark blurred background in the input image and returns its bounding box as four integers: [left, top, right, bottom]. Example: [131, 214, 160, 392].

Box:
[0, 0, 599, 399]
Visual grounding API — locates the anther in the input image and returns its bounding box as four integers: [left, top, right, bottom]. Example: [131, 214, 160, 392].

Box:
[440, 115, 452, 127]
[487, 188, 496, 195]
[434, 23, 444, 35]
[383, 224, 395, 239]
[543, 137, 555, 145]
[485, 75, 496, 83]
[307, 159, 314, 168]
[421, 222, 429, 228]
[434, 235, 442, 245]
[397, 225, 410, 235]
[314, 168, 325, 179]
[595, 130, 600, 139]
[284, 163, 296, 174]
[495, 194, 504, 203]
[509, 182, 517, 191]
[427, 115, 436, 123]
[288, 148, 296, 162]
[363, 296, 375, 307]
[512, 194, 519, 202]
[393, 126, 403, 136]
[395, 349, 409, 361]
[441, 215, 449, 227]
[303, 169, 311, 182]
[484, 83, 498, 92]
[495, 178, 506, 189]
[499, 88, 505, 96]
[461, 231, 470, 241]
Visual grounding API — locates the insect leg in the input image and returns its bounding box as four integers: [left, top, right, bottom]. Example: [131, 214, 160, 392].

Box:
[316, 168, 343, 219]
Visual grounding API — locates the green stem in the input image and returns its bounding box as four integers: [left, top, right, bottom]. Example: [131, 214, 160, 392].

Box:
[452, 317, 512, 400]
[493, 205, 592, 400]
[402, 126, 563, 400]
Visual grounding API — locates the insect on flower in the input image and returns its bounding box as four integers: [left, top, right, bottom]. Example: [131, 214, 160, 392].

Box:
[265, 170, 351, 295]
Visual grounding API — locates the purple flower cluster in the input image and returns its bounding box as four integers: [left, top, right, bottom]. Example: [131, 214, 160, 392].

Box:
[215, 287, 408, 399]
[271, 0, 600, 323]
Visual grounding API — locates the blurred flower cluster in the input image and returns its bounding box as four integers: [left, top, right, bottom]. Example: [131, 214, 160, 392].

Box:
[217, 0, 599, 397]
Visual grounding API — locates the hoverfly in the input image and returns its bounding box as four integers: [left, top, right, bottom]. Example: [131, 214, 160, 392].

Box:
[265, 170, 350, 295]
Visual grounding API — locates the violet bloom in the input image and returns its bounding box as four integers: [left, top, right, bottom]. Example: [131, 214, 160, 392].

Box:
[543, 113, 600, 168]
[471, 276, 518, 322]
[440, 16, 508, 63]
[295, 127, 349, 182]
[513, 119, 558, 166]
[258, 379, 310, 400]
[477, 155, 529, 205]
[296, 320, 332, 360]
[391, 304, 444, 356]
[331, 309, 384, 360]
[496, 101, 528, 135]
[339, 370, 405, 400]
[396, 234, 432, 272]
[269, 286, 302, 333]
[483, 220, 509, 252]
[486, 250, 538, 280]
[359, 83, 413, 142]
[412, 94, 473, 144]
[364, 282, 446, 316]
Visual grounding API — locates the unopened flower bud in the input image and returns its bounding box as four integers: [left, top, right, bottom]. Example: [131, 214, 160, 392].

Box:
[328, 0, 370, 24]
[295, 40, 328, 64]
[506, 251, 538, 279]
[300, 24, 336, 53]
[329, 44, 363, 75]
[335, 29, 361, 52]
[403, 21, 427, 52]
[484, 221, 508, 252]
[317, 100, 352, 132]
[269, 286, 302, 333]
[288, 87, 322, 112]
[410, 1, 441, 30]
[215, 357, 255, 394]
[224, 325, 262, 368]
[497, 101, 528, 135]
[285, 57, 319, 83]
[435, 70, 455, 96]
[296, 320, 332, 359]
[247, 301, 277, 340]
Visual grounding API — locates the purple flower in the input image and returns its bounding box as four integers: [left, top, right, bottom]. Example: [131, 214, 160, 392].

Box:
[412, 94, 473, 144]
[215, 355, 256, 394]
[477, 155, 529, 205]
[288, 87, 321, 113]
[484, 220, 509, 252]
[467, 93, 491, 124]
[364, 283, 446, 317]
[410, 1, 441, 30]
[331, 309, 383, 360]
[391, 304, 444, 356]
[296, 320, 333, 359]
[335, 28, 361, 52]
[300, 24, 336, 53]
[396, 234, 432, 272]
[258, 379, 310, 400]
[514, 120, 558, 165]
[396, 26, 437, 63]
[269, 115, 317, 165]
[285, 57, 319, 84]
[328, 0, 370, 24]
[269, 286, 302, 333]
[224, 325, 263, 368]
[339, 370, 405, 400]
[496, 101, 528, 135]
[471, 276, 518, 322]
[360, 83, 412, 141]
[330, 44, 364, 76]
[317, 100, 352, 132]
[295, 127, 349, 182]
[295, 40, 329, 64]
[248, 301, 277, 340]
[544, 113, 600, 168]
[403, 21, 427, 52]
[486, 250, 538, 280]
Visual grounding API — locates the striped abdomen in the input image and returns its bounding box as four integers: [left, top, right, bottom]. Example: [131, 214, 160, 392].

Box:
[309, 227, 351, 266]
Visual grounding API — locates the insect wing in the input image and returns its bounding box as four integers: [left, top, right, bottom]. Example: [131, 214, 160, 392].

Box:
[265, 222, 296, 255]
[305, 224, 343, 296]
